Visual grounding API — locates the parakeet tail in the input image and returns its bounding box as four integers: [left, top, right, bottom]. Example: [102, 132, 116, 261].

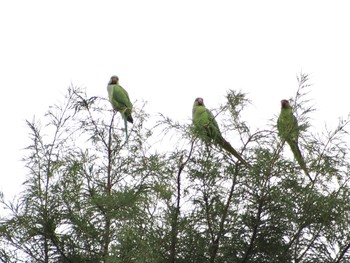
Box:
[288, 140, 312, 181]
[123, 118, 129, 143]
[121, 109, 132, 143]
[220, 137, 250, 168]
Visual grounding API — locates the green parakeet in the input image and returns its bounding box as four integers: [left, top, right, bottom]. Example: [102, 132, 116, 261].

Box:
[192, 97, 250, 167]
[277, 99, 311, 179]
[107, 75, 133, 141]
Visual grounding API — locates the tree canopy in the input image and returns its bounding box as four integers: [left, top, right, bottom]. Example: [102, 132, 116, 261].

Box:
[1, 74, 350, 263]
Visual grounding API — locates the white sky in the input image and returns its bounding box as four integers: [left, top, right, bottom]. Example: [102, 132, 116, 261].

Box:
[1, 1, 350, 202]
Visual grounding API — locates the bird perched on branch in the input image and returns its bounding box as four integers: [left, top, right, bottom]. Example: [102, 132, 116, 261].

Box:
[192, 97, 250, 167]
[277, 99, 311, 180]
[107, 75, 133, 141]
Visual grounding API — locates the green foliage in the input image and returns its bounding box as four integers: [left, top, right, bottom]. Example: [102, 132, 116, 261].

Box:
[1, 73, 350, 262]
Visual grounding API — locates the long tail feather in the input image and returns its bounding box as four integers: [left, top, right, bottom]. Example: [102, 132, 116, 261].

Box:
[123, 117, 128, 143]
[288, 140, 312, 181]
[220, 137, 250, 168]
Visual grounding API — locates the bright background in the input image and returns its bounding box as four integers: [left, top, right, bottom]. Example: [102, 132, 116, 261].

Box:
[1, 1, 349, 201]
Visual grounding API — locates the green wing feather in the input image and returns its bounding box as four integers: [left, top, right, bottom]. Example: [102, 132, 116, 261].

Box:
[109, 84, 133, 123]
[192, 98, 250, 167]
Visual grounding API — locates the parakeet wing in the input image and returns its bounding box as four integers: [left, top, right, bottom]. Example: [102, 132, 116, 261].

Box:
[110, 85, 132, 111]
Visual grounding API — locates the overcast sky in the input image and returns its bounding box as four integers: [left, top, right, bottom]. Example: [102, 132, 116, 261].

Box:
[1, 1, 350, 202]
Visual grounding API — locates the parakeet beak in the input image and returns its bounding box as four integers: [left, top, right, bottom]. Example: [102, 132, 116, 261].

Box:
[197, 98, 203, 105]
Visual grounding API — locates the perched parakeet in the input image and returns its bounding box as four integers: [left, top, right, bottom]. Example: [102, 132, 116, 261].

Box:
[192, 97, 250, 167]
[107, 75, 133, 141]
[277, 99, 311, 179]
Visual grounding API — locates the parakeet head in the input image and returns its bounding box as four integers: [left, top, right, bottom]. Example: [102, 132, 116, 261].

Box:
[109, 75, 119, 85]
[194, 97, 204, 106]
[281, 99, 291, 109]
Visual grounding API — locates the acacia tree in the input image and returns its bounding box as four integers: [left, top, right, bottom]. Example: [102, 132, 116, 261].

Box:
[1, 74, 350, 262]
